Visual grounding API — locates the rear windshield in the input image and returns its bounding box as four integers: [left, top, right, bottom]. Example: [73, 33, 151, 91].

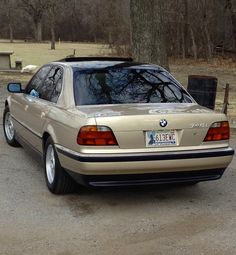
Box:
[73, 68, 193, 105]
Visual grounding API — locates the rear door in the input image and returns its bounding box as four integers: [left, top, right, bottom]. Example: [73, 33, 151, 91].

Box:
[11, 65, 63, 153]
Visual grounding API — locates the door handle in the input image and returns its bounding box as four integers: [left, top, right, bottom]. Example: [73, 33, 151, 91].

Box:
[25, 105, 29, 111]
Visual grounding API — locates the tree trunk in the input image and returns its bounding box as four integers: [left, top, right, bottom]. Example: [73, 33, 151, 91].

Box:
[50, 18, 56, 50]
[202, 0, 212, 60]
[176, 22, 181, 57]
[108, 32, 113, 48]
[189, 26, 197, 60]
[9, 23, 13, 43]
[181, 24, 186, 59]
[6, 1, 13, 43]
[203, 20, 212, 60]
[130, 0, 169, 70]
[226, 0, 236, 51]
[230, 11, 236, 51]
[71, 0, 77, 42]
[183, 0, 189, 58]
[34, 20, 42, 42]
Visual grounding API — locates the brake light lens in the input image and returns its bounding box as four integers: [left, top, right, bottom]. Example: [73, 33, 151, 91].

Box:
[204, 121, 230, 142]
[77, 126, 118, 146]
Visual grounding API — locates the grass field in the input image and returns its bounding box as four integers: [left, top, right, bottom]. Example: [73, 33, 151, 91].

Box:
[0, 41, 235, 125]
[0, 40, 111, 67]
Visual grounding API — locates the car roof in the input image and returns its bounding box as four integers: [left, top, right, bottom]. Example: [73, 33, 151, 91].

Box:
[52, 57, 162, 70]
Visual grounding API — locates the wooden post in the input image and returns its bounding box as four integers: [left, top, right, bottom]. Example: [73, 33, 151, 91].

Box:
[222, 83, 230, 115]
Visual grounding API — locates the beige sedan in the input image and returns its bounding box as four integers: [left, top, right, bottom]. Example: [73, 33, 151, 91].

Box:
[3, 57, 234, 194]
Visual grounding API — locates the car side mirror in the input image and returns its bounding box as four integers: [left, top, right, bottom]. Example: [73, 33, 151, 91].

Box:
[7, 83, 24, 93]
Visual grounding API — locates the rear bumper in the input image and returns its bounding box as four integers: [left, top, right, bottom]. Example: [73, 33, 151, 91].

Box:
[56, 145, 234, 176]
[67, 168, 226, 187]
[56, 146, 234, 162]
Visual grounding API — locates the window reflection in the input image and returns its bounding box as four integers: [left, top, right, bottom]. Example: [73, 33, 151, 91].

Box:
[39, 67, 62, 102]
[73, 68, 193, 105]
[25, 65, 51, 94]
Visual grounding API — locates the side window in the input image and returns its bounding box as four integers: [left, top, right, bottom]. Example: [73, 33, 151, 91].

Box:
[25, 65, 51, 94]
[38, 66, 63, 103]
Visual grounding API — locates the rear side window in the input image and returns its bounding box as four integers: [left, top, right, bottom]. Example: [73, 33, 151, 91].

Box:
[25, 65, 51, 94]
[38, 66, 63, 103]
[73, 68, 193, 105]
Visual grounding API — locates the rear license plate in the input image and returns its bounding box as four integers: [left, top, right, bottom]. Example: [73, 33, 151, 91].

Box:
[146, 130, 176, 147]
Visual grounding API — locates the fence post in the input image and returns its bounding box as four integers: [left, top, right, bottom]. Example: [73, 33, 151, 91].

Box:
[222, 83, 229, 115]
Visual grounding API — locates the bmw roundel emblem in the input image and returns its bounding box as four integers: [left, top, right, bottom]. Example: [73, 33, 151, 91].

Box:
[160, 119, 168, 127]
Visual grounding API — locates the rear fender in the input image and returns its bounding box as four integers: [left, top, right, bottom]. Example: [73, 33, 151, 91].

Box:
[44, 123, 58, 145]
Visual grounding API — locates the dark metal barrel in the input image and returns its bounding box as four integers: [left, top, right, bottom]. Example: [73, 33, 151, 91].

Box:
[187, 75, 217, 110]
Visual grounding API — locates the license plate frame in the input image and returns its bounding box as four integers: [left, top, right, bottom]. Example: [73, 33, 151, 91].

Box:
[145, 130, 177, 147]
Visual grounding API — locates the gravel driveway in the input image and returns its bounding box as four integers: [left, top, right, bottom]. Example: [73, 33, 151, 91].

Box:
[0, 76, 236, 255]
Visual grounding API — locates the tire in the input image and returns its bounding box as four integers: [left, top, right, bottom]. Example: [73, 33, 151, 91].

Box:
[44, 137, 76, 194]
[3, 106, 21, 147]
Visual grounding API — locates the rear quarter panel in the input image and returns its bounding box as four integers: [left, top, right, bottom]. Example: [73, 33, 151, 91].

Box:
[43, 107, 96, 152]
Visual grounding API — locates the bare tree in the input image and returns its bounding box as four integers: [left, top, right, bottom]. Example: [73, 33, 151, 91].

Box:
[0, 0, 235, 62]
[130, 0, 169, 70]
[189, 26, 198, 60]
[200, 0, 213, 59]
[0, 0, 15, 42]
[46, 0, 68, 50]
[225, 0, 236, 51]
[20, 0, 49, 42]
[48, 1, 56, 49]
[182, 0, 189, 58]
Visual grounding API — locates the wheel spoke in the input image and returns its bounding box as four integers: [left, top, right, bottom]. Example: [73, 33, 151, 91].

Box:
[46, 144, 56, 184]
[4, 112, 14, 141]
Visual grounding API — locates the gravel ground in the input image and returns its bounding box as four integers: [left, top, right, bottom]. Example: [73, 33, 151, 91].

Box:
[0, 72, 236, 255]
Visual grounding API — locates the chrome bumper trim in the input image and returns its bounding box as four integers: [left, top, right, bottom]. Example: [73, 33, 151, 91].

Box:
[56, 145, 234, 163]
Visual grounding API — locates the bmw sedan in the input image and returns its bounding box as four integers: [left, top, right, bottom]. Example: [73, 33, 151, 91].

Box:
[3, 57, 234, 194]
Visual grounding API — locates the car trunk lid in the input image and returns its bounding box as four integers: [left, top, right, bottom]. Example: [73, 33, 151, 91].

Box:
[77, 103, 226, 149]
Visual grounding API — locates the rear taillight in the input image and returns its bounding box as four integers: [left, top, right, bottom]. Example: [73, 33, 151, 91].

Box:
[204, 121, 230, 142]
[77, 125, 118, 146]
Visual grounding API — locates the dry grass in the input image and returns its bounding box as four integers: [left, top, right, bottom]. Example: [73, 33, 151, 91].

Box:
[0, 40, 111, 67]
[0, 41, 235, 125]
